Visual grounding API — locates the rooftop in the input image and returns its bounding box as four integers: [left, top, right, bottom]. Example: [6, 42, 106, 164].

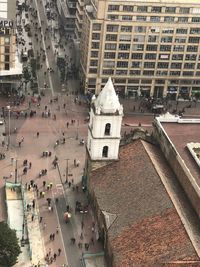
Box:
[161, 121, 200, 187]
[90, 139, 199, 266]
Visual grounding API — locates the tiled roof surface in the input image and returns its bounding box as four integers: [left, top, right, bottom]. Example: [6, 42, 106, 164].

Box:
[90, 139, 199, 266]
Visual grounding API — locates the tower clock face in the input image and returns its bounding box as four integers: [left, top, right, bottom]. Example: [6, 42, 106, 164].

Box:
[5, 37, 10, 44]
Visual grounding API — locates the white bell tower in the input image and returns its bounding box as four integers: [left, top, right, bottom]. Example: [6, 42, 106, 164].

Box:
[87, 78, 123, 160]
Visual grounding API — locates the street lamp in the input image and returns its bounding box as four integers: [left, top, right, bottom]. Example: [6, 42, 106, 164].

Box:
[6, 106, 11, 149]
[76, 119, 79, 140]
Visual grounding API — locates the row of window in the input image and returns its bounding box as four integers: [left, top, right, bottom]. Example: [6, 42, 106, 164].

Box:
[98, 69, 200, 77]
[108, 5, 191, 14]
[106, 15, 200, 23]
[92, 33, 200, 44]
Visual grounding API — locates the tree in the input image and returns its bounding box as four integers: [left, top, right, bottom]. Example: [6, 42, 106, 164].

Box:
[0, 221, 21, 267]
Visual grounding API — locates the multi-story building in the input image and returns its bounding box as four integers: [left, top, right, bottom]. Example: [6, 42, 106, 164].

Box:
[0, 0, 22, 95]
[75, 0, 85, 39]
[57, 0, 77, 32]
[78, 0, 200, 99]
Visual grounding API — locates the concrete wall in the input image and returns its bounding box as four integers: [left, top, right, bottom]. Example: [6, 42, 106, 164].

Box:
[153, 120, 200, 217]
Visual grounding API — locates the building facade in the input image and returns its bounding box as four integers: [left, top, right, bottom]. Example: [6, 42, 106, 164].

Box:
[0, 0, 22, 95]
[57, 0, 77, 32]
[78, 0, 200, 99]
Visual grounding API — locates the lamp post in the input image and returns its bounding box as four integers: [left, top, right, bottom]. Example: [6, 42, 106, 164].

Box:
[65, 159, 69, 183]
[76, 119, 79, 140]
[7, 106, 11, 149]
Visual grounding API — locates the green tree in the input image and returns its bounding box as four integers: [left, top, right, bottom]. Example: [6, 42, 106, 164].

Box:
[0, 221, 21, 267]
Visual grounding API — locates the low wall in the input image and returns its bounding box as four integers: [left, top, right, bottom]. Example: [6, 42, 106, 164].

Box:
[153, 120, 200, 218]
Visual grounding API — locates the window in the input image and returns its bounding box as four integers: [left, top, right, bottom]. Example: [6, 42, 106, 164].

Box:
[132, 62, 141, 68]
[188, 37, 200, 43]
[5, 46, 10, 53]
[151, 6, 162, 13]
[176, 28, 188, 34]
[173, 45, 184, 52]
[144, 62, 155, 68]
[119, 35, 131, 41]
[130, 70, 141, 75]
[4, 63, 9, 70]
[183, 71, 194, 76]
[135, 26, 146, 33]
[192, 17, 200, 23]
[122, 15, 132, 21]
[115, 79, 126, 83]
[172, 54, 183, 60]
[89, 68, 97, 74]
[169, 71, 181, 76]
[145, 53, 157, 60]
[117, 61, 128, 68]
[164, 16, 175, 22]
[4, 37, 10, 44]
[104, 52, 116, 59]
[104, 123, 111, 135]
[185, 54, 197, 60]
[146, 44, 158, 51]
[174, 37, 186, 43]
[159, 54, 170, 60]
[161, 36, 173, 43]
[157, 62, 169, 68]
[119, 44, 130, 50]
[137, 6, 148, 12]
[165, 7, 176, 13]
[132, 53, 143, 59]
[157, 71, 168, 76]
[107, 25, 119, 32]
[184, 63, 195, 69]
[133, 35, 145, 42]
[132, 44, 144, 51]
[171, 63, 182, 69]
[103, 69, 114, 75]
[107, 15, 119, 20]
[118, 53, 129, 59]
[187, 46, 198, 52]
[92, 42, 99, 49]
[103, 61, 115, 68]
[116, 70, 127, 75]
[136, 16, 146, 21]
[123, 5, 133, 12]
[108, 5, 119, 11]
[102, 146, 108, 157]
[150, 16, 160, 22]
[92, 33, 100, 40]
[4, 55, 10, 62]
[106, 34, 117, 41]
[190, 28, 200, 34]
[178, 17, 189, 22]
[148, 36, 158, 42]
[121, 26, 132, 32]
[105, 43, 117, 50]
[92, 23, 101, 31]
[179, 7, 190, 14]
[162, 28, 174, 34]
[143, 70, 154, 75]
[141, 80, 152, 84]
[91, 51, 98, 57]
[160, 45, 171, 51]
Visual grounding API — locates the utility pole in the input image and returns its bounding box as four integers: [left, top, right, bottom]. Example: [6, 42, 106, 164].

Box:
[15, 159, 18, 184]
[65, 159, 69, 183]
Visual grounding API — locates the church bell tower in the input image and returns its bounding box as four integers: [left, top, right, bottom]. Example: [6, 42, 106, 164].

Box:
[87, 78, 123, 160]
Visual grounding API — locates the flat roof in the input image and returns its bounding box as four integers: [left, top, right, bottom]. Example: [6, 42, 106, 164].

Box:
[162, 122, 200, 186]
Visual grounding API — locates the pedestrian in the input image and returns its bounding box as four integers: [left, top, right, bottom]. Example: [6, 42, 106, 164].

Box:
[50, 182, 53, 189]
[85, 243, 89, 251]
[19, 141, 21, 147]
[78, 242, 82, 249]
[32, 199, 35, 209]
[43, 181, 46, 187]
[58, 248, 61, 256]
[52, 233, 55, 240]
[91, 237, 94, 245]
[74, 159, 76, 166]
[39, 216, 43, 223]
[31, 214, 34, 221]
[56, 226, 59, 234]
[42, 191, 45, 198]
[21, 136, 24, 142]
[70, 237, 76, 244]
[81, 221, 84, 229]
[53, 253, 57, 261]
[50, 234, 52, 241]
[37, 132, 39, 138]
[29, 162, 32, 169]
[68, 181, 71, 188]
[66, 122, 69, 128]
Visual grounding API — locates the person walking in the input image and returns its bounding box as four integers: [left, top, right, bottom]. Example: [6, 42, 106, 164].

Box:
[37, 132, 39, 138]
[58, 248, 61, 256]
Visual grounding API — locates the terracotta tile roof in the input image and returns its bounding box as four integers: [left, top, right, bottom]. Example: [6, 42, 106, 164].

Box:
[90, 139, 199, 266]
